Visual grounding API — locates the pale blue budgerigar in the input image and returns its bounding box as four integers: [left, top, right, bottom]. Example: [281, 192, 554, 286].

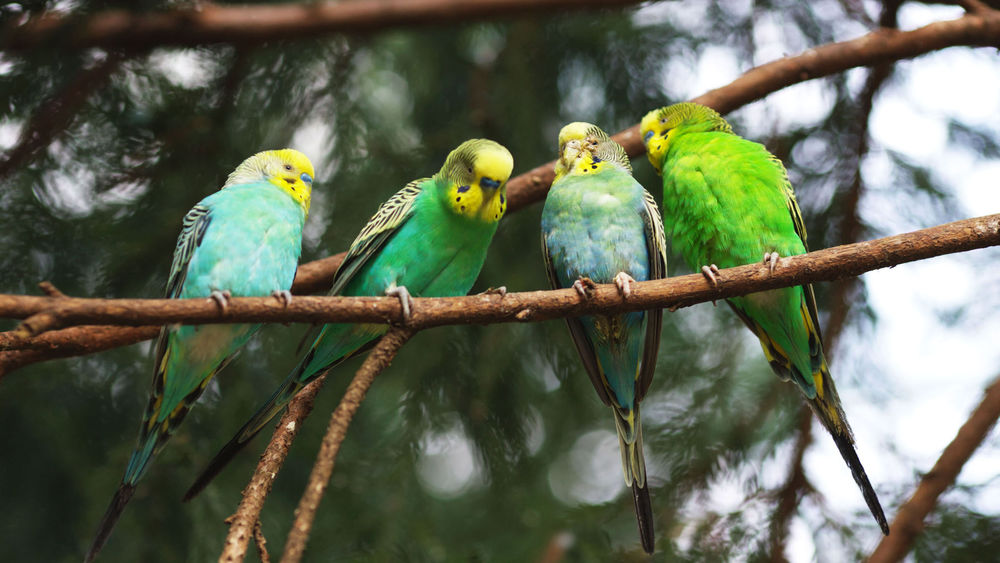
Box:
[85, 149, 315, 562]
[541, 122, 667, 553]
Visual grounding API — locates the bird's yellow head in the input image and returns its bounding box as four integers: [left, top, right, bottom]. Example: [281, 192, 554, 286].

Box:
[640, 103, 732, 174]
[225, 149, 315, 214]
[553, 121, 630, 182]
[438, 139, 514, 224]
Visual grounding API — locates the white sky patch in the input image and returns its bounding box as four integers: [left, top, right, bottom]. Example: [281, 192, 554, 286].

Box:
[291, 118, 337, 251]
[753, 11, 792, 65]
[558, 58, 606, 120]
[524, 406, 547, 456]
[691, 46, 743, 97]
[0, 120, 22, 151]
[415, 417, 485, 499]
[147, 49, 218, 89]
[36, 163, 98, 217]
[870, 94, 950, 161]
[548, 429, 623, 506]
[631, 1, 708, 32]
[897, 3, 964, 31]
[904, 50, 1000, 128]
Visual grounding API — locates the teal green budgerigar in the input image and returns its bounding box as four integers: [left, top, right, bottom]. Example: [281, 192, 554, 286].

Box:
[183, 139, 514, 500]
[640, 102, 889, 535]
[85, 149, 315, 561]
[541, 123, 667, 553]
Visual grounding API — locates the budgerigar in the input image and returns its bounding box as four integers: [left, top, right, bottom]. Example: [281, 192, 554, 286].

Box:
[541, 123, 667, 553]
[85, 149, 315, 561]
[183, 139, 514, 499]
[640, 102, 889, 535]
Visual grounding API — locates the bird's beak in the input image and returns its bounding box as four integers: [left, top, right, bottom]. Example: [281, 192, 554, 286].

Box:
[480, 177, 501, 191]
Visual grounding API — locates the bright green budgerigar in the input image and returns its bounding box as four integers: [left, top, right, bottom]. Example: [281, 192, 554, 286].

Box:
[85, 149, 315, 561]
[183, 139, 514, 499]
[640, 103, 889, 535]
[541, 123, 667, 553]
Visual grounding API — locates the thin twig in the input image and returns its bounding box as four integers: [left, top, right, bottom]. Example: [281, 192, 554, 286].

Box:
[868, 376, 1000, 562]
[253, 519, 270, 563]
[280, 328, 414, 563]
[219, 376, 327, 563]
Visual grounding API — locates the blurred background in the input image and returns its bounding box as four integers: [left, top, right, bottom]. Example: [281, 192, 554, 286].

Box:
[1, 1, 999, 561]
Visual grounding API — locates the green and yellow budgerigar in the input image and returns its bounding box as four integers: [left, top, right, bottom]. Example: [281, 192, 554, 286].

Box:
[541, 123, 667, 553]
[85, 149, 315, 561]
[640, 102, 888, 535]
[183, 139, 514, 499]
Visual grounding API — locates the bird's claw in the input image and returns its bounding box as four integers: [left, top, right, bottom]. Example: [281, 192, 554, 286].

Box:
[480, 286, 507, 297]
[210, 290, 232, 312]
[763, 252, 780, 274]
[385, 285, 414, 323]
[700, 264, 721, 288]
[572, 277, 597, 298]
[271, 289, 293, 307]
[614, 272, 636, 299]
[700, 264, 721, 306]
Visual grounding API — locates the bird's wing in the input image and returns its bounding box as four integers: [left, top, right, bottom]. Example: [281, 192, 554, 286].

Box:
[328, 179, 425, 296]
[540, 228, 612, 406]
[636, 189, 667, 401]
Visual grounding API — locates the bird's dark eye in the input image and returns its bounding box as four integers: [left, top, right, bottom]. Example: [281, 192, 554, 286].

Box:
[467, 166, 473, 174]
[284, 164, 293, 171]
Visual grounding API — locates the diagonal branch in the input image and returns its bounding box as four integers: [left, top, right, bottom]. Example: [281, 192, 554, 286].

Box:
[0, 0, 645, 53]
[0, 214, 997, 346]
[218, 376, 328, 563]
[868, 375, 1000, 563]
[2, 10, 999, 371]
[279, 327, 414, 563]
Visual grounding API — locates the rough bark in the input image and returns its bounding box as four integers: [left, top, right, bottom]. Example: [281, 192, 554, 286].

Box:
[218, 376, 327, 563]
[0, 213, 997, 347]
[279, 328, 414, 563]
[0, 0, 645, 52]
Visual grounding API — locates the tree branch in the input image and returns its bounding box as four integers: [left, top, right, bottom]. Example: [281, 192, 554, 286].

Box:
[3, 10, 999, 371]
[0, 0, 645, 53]
[0, 214, 996, 344]
[279, 328, 414, 563]
[218, 376, 327, 563]
[868, 375, 1000, 563]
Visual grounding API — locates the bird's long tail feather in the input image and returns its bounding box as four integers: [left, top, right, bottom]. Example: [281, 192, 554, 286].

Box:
[613, 404, 655, 553]
[183, 374, 306, 501]
[808, 366, 889, 535]
[84, 483, 135, 563]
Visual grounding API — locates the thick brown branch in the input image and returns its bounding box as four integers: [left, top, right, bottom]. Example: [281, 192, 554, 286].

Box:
[869, 376, 1000, 563]
[280, 328, 414, 563]
[1, 0, 644, 52]
[0, 325, 158, 379]
[218, 376, 327, 563]
[0, 214, 997, 341]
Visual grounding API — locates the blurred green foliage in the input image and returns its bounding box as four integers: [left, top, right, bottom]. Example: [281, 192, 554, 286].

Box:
[1, 1, 996, 561]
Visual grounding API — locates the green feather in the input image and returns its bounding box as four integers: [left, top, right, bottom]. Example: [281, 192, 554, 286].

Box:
[641, 103, 889, 536]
